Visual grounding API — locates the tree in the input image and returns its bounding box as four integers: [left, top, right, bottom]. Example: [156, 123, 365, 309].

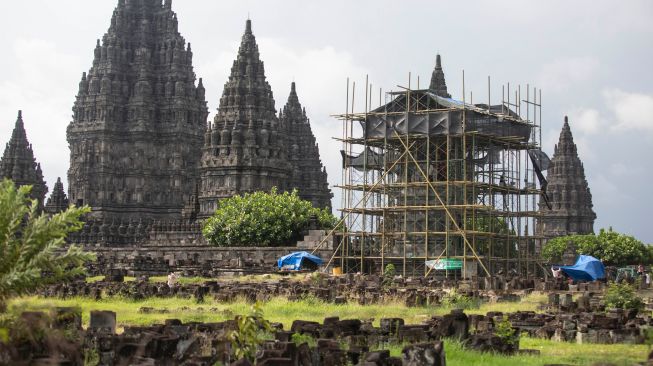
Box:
[0, 179, 95, 311]
[541, 234, 599, 263]
[203, 188, 338, 247]
[541, 228, 649, 266]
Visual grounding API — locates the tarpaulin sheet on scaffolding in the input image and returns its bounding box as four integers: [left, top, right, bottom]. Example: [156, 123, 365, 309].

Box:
[362, 110, 531, 142]
[361, 111, 462, 138]
[528, 149, 551, 171]
[341, 148, 385, 171]
[361, 91, 532, 142]
[471, 146, 502, 166]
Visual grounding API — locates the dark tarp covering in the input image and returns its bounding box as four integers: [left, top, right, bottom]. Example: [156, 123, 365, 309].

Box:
[341, 148, 385, 171]
[361, 92, 532, 142]
[277, 251, 324, 271]
[560, 255, 606, 281]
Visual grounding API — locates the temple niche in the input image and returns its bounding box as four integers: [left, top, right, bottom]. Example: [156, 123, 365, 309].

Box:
[538, 116, 596, 238]
[0, 110, 48, 210]
[67, 0, 208, 222]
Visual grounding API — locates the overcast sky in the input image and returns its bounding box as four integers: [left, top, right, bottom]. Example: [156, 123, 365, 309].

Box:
[0, 0, 652, 242]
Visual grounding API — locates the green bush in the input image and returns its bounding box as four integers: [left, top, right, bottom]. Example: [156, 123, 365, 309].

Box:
[203, 188, 338, 247]
[0, 179, 94, 312]
[542, 228, 649, 266]
[228, 302, 273, 362]
[495, 316, 517, 345]
[441, 289, 480, 310]
[604, 282, 643, 310]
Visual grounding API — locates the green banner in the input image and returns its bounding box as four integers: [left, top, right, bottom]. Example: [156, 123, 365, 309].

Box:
[426, 259, 463, 270]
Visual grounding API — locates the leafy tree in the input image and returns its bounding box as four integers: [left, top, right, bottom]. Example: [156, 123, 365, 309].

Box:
[542, 228, 649, 266]
[0, 179, 94, 311]
[541, 234, 599, 263]
[594, 228, 648, 266]
[203, 188, 338, 247]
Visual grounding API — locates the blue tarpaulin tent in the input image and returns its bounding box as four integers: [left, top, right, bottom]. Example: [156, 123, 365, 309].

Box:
[277, 251, 324, 271]
[560, 255, 606, 281]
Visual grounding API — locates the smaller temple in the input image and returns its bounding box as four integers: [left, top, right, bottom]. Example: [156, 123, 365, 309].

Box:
[279, 82, 333, 210]
[45, 177, 70, 215]
[199, 19, 291, 217]
[0, 110, 48, 209]
[538, 116, 596, 238]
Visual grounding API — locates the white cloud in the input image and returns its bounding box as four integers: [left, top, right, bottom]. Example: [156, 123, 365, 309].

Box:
[603, 88, 653, 132]
[567, 108, 602, 134]
[537, 57, 599, 93]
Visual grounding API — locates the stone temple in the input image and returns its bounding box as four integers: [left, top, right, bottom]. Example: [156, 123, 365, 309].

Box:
[199, 20, 331, 217]
[538, 116, 596, 238]
[63, 0, 331, 236]
[67, 0, 209, 221]
[0, 0, 597, 275]
[0, 111, 48, 209]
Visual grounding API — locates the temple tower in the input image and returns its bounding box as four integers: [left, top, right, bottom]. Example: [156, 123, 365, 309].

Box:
[538, 116, 596, 238]
[199, 20, 291, 216]
[280, 82, 333, 210]
[0, 111, 48, 209]
[45, 177, 70, 215]
[429, 54, 451, 98]
[67, 0, 208, 221]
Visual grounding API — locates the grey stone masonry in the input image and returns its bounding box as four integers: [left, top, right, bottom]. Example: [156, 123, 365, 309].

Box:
[538, 116, 596, 238]
[45, 177, 69, 215]
[67, 0, 208, 221]
[429, 54, 451, 98]
[0, 110, 48, 209]
[199, 20, 332, 216]
[280, 82, 333, 210]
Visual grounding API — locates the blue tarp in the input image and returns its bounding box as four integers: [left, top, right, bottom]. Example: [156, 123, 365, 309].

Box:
[560, 255, 606, 281]
[277, 251, 324, 271]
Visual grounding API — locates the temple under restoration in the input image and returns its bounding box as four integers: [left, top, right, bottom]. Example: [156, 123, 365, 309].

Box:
[0, 0, 598, 276]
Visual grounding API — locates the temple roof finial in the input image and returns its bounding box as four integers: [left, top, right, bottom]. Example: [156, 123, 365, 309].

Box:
[429, 53, 451, 98]
[245, 19, 252, 33]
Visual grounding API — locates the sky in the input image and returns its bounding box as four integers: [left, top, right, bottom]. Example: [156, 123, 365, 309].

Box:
[0, 0, 652, 242]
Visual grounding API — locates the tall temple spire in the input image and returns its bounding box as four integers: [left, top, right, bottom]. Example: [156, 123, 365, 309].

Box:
[199, 20, 296, 216]
[67, 0, 208, 221]
[429, 54, 451, 98]
[1, 111, 48, 209]
[538, 116, 596, 238]
[280, 82, 333, 210]
[45, 177, 69, 215]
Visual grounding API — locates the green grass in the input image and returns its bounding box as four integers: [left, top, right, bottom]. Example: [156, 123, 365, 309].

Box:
[7, 292, 648, 365]
[7, 292, 547, 330]
[387, 338, 647, 366]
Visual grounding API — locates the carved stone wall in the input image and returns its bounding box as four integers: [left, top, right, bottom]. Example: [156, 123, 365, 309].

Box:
[67, 0, 208, 221]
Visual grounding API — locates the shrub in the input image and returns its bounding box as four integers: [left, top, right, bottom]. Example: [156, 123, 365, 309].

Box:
[604, 282, 644, 310]
[0, 179, 94, 312]
[228, 302, 273, 362]
[441, 289, 480, 310]
[495, 316, 517, 345]
[203, 188, 338, 247]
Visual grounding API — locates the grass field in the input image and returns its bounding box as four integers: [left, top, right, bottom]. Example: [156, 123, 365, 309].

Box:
[7, 292, 648, 365]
